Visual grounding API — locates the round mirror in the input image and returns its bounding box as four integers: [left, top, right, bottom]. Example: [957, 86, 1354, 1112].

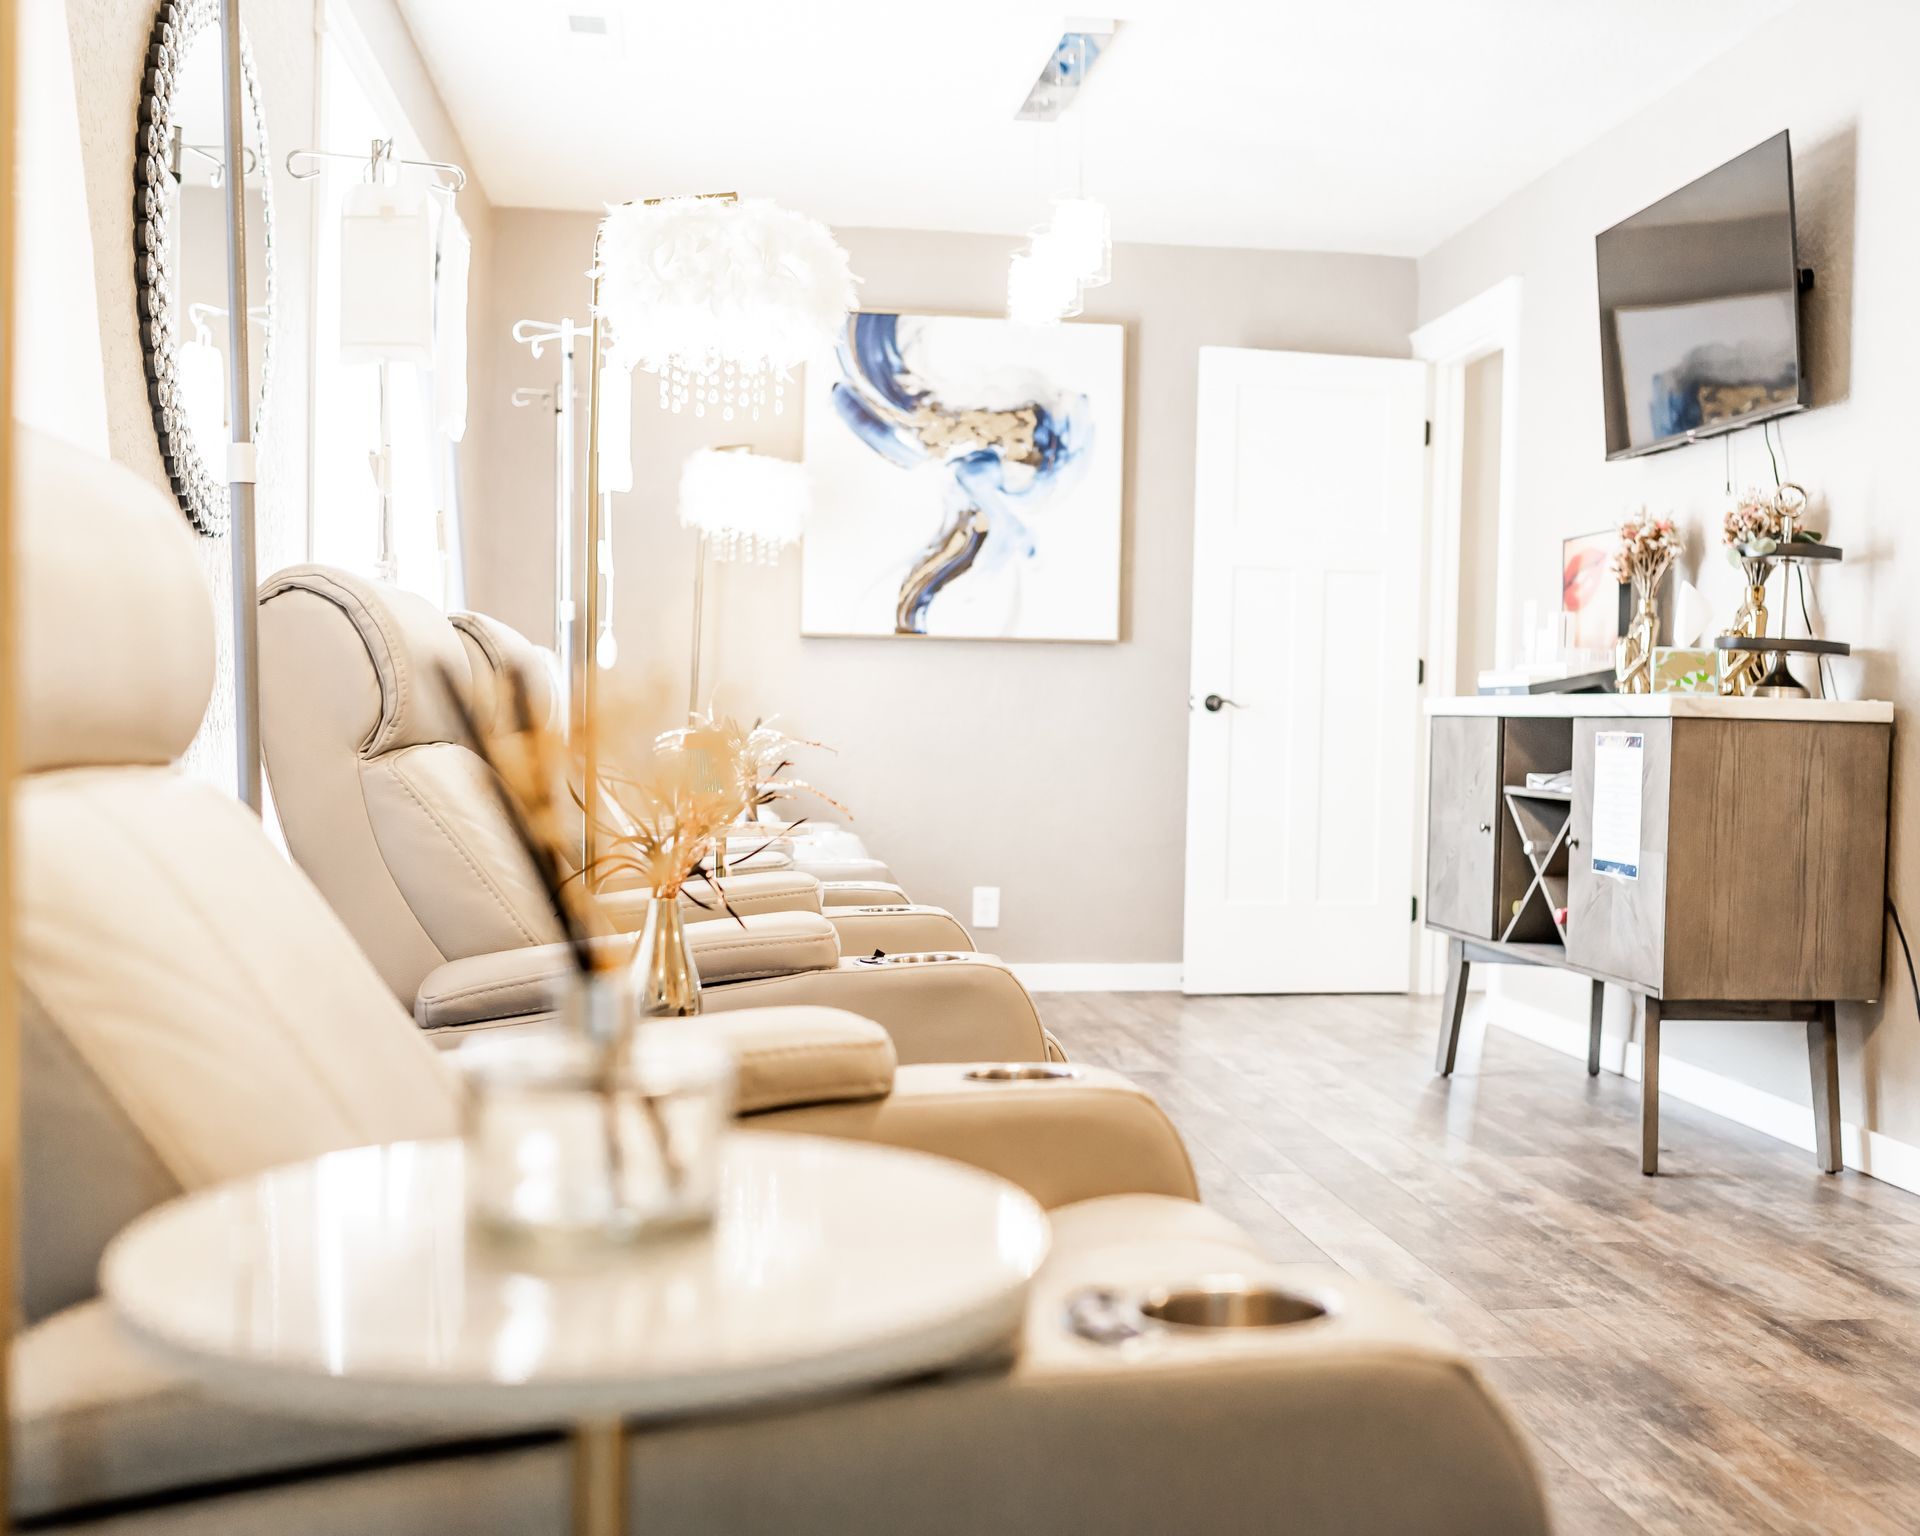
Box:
[135, 0, 275, 536]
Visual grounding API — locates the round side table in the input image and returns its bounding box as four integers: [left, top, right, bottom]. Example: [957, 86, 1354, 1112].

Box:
[101, 1133, 1049, 1535]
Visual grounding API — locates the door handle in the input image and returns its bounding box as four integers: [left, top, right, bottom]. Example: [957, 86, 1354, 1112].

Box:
[1203, 693, 1241, 713]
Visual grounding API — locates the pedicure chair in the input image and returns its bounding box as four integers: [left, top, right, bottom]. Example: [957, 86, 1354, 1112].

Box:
[11, 430, 1549, 1535]
[255, 566, 1062, 1063]
[447, 606, 944, 935]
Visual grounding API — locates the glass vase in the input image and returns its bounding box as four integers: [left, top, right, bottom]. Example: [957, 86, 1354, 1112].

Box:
[633, 894, 701, 1019]
[456, 968, 732, 1253]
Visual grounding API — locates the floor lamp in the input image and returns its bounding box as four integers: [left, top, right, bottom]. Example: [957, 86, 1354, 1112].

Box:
[676, 445, 811, 715]
[579, 195, 855, 874]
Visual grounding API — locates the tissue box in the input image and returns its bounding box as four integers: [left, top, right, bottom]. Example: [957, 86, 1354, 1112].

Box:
[1652, 646, 1719, 694]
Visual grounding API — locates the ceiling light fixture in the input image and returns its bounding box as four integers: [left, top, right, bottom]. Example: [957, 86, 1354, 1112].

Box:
[1008, 27, 1114, 326]
[592, 195, 857, 423]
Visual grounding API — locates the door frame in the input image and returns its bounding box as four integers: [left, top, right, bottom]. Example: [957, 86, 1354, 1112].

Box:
[1409, 276, 1522, 995]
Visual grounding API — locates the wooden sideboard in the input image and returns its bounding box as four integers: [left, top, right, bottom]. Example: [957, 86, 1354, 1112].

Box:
[1423, 695, 1893, 1174]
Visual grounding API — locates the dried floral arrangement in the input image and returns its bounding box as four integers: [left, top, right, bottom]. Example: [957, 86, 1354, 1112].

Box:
[436, 663, 698, 1186]
[1608, 513, 1685, 596]
[660, 710, 848, 827]
[589, 707, 750, 910]
[1723, 482, 1819, 559]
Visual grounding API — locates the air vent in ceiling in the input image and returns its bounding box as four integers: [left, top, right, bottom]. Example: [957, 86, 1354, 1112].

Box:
[567, 13, 609, 35]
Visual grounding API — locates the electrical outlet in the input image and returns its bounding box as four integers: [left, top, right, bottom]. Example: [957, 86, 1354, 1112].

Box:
[971, 886, 1001, 929]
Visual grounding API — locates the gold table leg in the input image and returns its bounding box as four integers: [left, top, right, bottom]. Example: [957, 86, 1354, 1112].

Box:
[572, 1418, 626, 1536]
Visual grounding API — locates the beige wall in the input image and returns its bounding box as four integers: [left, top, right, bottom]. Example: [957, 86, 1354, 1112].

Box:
[473, 217, 1415, 963]
[62, 0, 491, 790]
[1418, 0, 1920, 1142]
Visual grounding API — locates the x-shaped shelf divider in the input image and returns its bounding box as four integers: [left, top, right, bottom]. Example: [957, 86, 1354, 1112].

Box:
[1499, 788, 1573, 945]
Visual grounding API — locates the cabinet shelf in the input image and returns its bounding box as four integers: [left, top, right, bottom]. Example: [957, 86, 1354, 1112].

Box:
[1502, 783, 1572, 803]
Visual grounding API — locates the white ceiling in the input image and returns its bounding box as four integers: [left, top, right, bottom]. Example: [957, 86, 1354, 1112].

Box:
[395, 0, 1799, 256]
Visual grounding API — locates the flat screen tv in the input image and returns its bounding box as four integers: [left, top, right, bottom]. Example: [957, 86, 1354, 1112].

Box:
[1597, 130, 1806, 459]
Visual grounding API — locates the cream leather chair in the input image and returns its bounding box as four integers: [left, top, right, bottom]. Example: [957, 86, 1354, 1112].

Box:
[257, 565, 1060, 1062]
[11, 430, 1549, 1536]
[447, 607, 932, 932]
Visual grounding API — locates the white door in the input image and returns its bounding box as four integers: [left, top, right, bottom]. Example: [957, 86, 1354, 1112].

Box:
[1183, 348, 1428, 994]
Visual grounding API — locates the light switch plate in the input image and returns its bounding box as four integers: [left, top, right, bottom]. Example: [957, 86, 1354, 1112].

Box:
[971, 886, 1001, 929]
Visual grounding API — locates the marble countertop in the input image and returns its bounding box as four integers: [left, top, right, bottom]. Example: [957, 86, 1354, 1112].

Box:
[1427, 694, 1893, 723]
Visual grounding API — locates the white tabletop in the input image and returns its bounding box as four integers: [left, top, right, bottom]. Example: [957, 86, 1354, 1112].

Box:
[101, 1135, 1048, 1428]
[1426, 694, 1893, 723]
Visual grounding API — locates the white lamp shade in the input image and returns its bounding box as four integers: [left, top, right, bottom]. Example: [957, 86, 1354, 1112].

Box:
[1048, 196, 1111, 287]
[593, 197, 856, 378]
[1008, 239, 1082, 326]
[677, 447, 809, 563]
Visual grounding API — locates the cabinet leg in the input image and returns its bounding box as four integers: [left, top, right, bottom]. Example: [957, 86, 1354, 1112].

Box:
[1587, 979, 1606, 1077]
[1808, 1003, 1843, 1175]
[1638, 996, 1661, 1176]
[1436, 938, 1470, 1076]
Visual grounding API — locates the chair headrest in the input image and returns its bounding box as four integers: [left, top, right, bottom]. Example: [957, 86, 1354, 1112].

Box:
[18, 430, 215, 774]
[449, 611, 559, 736]
[256, 566, 471, 755]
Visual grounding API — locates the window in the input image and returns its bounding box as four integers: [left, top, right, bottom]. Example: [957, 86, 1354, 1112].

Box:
[308, 11, 465, 607]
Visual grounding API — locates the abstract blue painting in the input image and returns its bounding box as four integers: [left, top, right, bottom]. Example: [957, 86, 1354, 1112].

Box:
[800, 312, 1124, 640]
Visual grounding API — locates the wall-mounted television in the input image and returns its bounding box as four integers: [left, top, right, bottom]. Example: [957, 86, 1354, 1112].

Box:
[1597, 130, 1806, 460]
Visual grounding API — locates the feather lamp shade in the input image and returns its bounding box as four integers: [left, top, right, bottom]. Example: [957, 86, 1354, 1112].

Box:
[677, 448, 809, 564]
[592, 196, 857, 422]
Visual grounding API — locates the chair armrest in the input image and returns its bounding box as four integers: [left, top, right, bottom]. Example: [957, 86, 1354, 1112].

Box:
[593, 874, 825, 933]
[744, 1063, 1198, 1208]
[703, 1006, 896, 1113]
[827, 905, 973, 956]
[793, 856, 896, 884]
[701, 954, 1047, 1064]
[11, 1302, 460, 1523]
[415, 913, 839, 1029]
[819, 879, 910, 907]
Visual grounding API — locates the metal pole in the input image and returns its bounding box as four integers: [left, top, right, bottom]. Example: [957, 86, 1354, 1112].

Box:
[219, 0, 261, 812]
[688, 533, 707, 718]
[374, 359, 394, 580]
[554, 325, 577, 732]
[582, 255, 605, 880]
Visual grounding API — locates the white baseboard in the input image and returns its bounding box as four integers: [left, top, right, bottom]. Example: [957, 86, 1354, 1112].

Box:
[1485, 998, 1920, 1196]
[1012, 963, 1183, 993]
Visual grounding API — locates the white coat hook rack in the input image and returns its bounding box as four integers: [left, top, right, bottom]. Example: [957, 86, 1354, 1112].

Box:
[287, 138, 467, 585]
[511, 317, 593, 734]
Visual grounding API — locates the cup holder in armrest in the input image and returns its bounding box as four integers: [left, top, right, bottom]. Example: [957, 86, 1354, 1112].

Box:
[1140, 1281, 1328, 1329]
[1064, 1280, 1334, 1346]
[963, 1064, 1084, 1083]
[854, 951, 976, 967]
[836, 904, 915, 914]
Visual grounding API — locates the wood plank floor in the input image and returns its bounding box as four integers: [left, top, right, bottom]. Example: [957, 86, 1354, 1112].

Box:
[1038, 990, 1920, 1536]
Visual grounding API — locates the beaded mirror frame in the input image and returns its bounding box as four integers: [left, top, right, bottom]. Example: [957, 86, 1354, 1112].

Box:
[134, 0, 275, 536]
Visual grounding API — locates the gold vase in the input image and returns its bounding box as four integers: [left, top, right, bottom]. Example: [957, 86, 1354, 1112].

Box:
[1718, 582, 1771, 697]
[633, 895, 701, 1018]
[1615, 591, 1657, 694]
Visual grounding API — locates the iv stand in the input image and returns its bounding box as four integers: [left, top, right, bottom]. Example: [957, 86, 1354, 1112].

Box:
[510, 318, 588, 733]
[219, 0, 261, 812]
